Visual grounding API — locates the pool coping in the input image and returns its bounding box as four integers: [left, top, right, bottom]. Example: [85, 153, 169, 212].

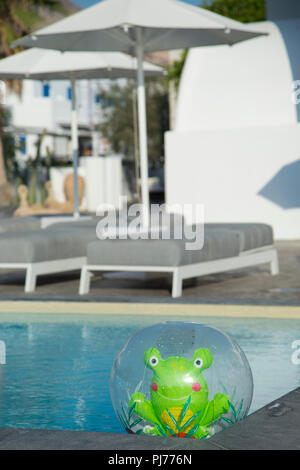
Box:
[0, 301, 299, 319]
[0, 387, 299, 450]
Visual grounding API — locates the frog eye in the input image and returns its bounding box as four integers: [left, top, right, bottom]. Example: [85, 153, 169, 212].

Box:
[144, 348, 161, 368]
[194, 358, 203, 368]
[149, 356, 159, 367]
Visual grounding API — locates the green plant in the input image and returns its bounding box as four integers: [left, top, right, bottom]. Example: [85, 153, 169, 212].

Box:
[97, 78, 169, 166]
[220, 399, 249, 428]
[202, 0, 266, 23]
[165, 50, 188, 91]
[166, 0, 266, 89]
[117, 402, 144, 435]
[128, 395, 209, 439]
[217, 382, 249, 428]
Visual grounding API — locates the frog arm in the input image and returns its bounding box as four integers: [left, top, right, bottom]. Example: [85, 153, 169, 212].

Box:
[199, 393, 231, 426]
[129, 392, 161, 427]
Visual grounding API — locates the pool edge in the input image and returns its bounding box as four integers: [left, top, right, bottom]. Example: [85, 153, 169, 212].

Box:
[0, 387, 299, 450]
[0, 301, 299, 319]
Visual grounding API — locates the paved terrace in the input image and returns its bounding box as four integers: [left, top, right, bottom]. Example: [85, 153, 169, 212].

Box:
[0, 240, 299, 305]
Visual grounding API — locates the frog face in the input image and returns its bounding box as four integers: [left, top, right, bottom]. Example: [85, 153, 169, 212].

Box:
[144, 347, 213, 412]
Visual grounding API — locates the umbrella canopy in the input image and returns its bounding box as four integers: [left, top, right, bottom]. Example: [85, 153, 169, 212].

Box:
[12, 0, 266, 52]
[13, 0, 267, 225]
[0, 47, 163, 80]
[0, 47, 163, 217]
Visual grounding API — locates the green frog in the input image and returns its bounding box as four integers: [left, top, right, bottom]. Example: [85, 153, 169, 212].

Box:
[129, 347, 230, 438]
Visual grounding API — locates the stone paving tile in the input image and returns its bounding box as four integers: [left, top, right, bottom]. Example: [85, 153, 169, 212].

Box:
[0, 241, 299, 305]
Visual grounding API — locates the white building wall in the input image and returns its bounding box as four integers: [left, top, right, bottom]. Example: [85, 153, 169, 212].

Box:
[5, 77, 113, 212]
[175, 22, 297, 131]
[166, 124, 300, 240]
[10, 80, 53, 130]
[165, 19, 300, 240]
[6, 78, 103, 158]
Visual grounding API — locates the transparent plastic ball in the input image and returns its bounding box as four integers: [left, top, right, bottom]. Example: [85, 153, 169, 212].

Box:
[110, 321, 253, 439]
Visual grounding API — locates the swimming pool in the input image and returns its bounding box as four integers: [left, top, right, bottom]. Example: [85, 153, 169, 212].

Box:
[0, 312, 299, 433]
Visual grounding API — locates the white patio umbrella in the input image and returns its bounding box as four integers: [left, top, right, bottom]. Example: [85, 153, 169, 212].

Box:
[0, 47, 163, 217]
[12, 0, 267, 225]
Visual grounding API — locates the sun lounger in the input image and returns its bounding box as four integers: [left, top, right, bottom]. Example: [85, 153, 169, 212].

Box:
[0, 216, 41, 233]
[79, 223, 279, 298]
[0, 226, 95, 292]
[0, 215, 118, 292]
[205, 223, 274, 252]
[0, 217, 279, 296]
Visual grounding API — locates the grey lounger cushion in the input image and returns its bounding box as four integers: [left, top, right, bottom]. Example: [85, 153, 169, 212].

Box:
[46, 218, 100, 231]
[86, 229, 240, 267]
[0, 216, 41, 233]
[0, 229, 95, 264]
[47, 212, 185, 234]
[205, 223, 273, 251]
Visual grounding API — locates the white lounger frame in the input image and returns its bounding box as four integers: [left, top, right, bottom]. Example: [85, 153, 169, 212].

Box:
[79, 246, 279, 298]
[0, 257, 86, 293]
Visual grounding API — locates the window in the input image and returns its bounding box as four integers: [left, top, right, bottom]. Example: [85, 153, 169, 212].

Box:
[20, 135, 26, 155]
[42, 83, 50, 97]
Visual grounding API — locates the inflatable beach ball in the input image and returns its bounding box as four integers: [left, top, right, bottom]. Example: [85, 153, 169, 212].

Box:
[110, 321, 253, 439]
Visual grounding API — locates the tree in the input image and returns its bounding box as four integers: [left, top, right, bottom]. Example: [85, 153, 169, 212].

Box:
[0, 1, 66, 59]
[98, 79, 169, 166]
[0, 105, 14, 205]
[166, 0, 266, 89]
[0, 0, 71, 206]
[165, 50, 188, 91]
[97, 79, 169, 200]
[202, 0, 266, 23]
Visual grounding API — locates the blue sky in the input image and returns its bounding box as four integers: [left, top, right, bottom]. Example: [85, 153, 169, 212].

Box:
[73, 0, 203, 8]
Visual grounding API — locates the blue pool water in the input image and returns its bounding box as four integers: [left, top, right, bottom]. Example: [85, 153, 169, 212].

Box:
[0, 313, 299, 433]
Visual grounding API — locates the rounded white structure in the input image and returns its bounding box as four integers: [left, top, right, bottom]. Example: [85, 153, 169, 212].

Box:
[165, 18, 300, 239]
[175, 21, 297, 131]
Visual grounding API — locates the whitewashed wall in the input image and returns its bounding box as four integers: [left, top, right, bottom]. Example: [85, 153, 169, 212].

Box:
[166, 20, 300, 239]
[50, 155, 123, 212]
[166, 124, 300, 240]
[6, 78, 102, 159]
[80, 155, 123, 211]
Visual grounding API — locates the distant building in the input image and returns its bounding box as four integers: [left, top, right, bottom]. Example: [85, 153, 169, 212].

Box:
[1, 1, 129, 211]
[165, 0, 300, 239]
[5, 78, 104, 164]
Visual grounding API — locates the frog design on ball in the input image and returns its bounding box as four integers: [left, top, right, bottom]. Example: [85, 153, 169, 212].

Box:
[129, 347, 231, 438]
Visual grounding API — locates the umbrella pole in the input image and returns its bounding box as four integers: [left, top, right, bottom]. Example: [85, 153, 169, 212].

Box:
[71, 77, 80, 218]
[136, 29, 150, 228]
